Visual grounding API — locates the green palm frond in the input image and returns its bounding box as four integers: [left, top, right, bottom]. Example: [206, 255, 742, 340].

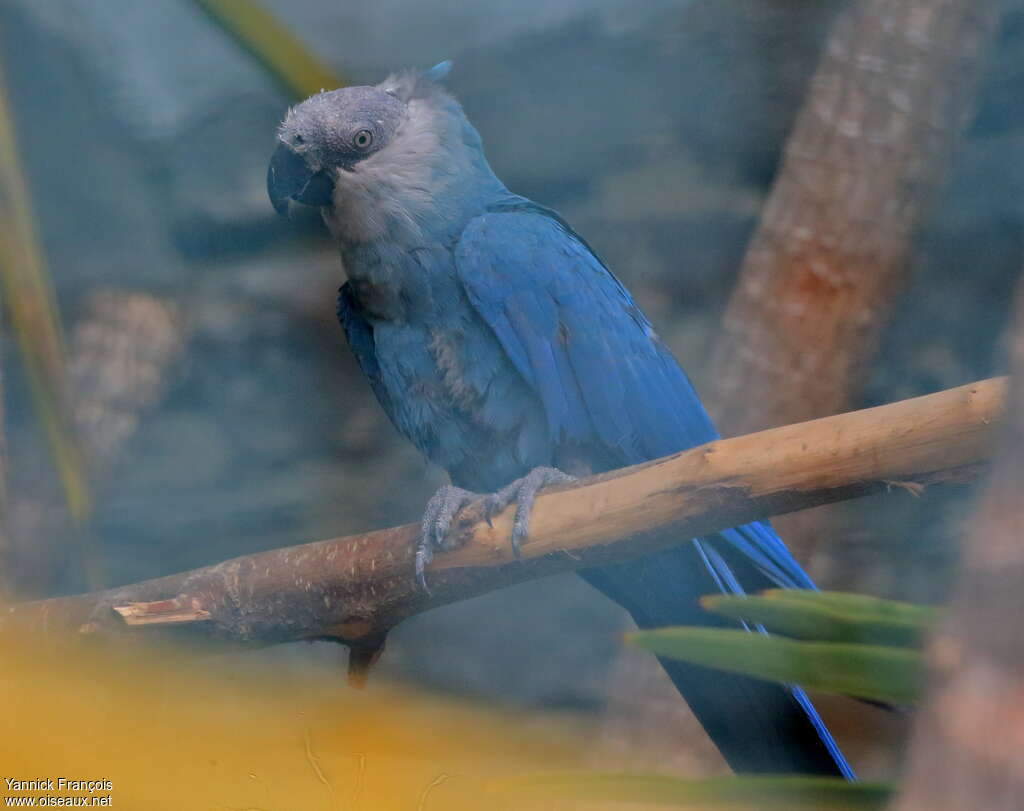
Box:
[628, 627, 922, 704]
[701, 591, 935, 647]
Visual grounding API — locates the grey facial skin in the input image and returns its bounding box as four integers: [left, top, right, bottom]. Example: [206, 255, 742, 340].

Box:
[267, 85, 408, 216]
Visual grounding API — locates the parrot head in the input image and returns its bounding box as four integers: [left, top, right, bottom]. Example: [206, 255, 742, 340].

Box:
[267, 61, 485, 236]
[267, 84, 406, 215]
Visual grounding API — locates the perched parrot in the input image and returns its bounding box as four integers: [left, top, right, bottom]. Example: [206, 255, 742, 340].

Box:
[267, 63, 852, 778]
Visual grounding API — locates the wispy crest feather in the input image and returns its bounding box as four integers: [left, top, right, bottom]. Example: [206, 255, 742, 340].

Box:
[378, 61, 453, 103]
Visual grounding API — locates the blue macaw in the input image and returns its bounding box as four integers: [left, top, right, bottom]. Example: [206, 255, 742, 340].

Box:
[267, 63, 853, 778]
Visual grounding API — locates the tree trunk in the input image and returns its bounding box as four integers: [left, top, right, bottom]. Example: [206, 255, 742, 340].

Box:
[707, 0, 1000, 564]
[894, 280, 1024, 810]
[711, 0, 1000, 434]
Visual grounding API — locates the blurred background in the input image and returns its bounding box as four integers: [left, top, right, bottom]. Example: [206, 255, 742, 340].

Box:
[1, 0, 1022, 781]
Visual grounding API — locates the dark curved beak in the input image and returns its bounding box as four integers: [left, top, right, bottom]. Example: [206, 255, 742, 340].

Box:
[267, 143, 336, 216]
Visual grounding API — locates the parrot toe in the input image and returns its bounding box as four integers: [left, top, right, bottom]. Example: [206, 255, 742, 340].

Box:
[414, 468, 575, 589]
[416, 484, 481, 591]
[482, 466, 576, 558]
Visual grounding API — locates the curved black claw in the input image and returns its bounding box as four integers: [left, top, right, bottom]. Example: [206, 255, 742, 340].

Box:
[416, 484, 480, 591]
[482, 466, 576, 558]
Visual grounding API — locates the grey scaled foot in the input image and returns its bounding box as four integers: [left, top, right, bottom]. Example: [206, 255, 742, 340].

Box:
[417, 484, 481, 589]
[415, 466, 577, 591]
[482, 466, 577, 558]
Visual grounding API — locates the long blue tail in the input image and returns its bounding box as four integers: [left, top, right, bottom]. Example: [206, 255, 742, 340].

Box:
[580, 520, 854, 778]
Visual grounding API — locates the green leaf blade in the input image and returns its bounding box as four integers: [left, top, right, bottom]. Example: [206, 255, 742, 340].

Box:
[628, 627, 922, 704]
[701, 593, 930, 648]
[0, 58, 91, 528]
[490, 773, 893, 810]
[761, 589, 937, 627]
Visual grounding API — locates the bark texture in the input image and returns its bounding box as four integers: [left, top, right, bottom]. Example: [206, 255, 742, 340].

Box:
[67, 289, 185, 469]
[710, 0, 1001, 437]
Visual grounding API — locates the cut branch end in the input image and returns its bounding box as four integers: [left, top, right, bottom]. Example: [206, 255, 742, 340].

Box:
[113, 599, 212, 626]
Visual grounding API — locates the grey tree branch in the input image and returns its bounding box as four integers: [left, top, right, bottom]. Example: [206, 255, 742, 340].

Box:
[1, 378, 1004, 677]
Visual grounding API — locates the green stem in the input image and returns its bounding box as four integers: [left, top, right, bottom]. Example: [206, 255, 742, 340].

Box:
[190, 0, 343, 99]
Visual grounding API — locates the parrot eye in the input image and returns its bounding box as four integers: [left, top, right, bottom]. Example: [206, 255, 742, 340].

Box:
[353, 129, 374, 150]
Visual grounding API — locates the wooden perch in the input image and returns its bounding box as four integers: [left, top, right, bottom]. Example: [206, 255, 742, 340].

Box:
[1, 378, 1005, 656]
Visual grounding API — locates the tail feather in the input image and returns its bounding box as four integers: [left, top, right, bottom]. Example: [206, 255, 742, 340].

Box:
[580, 525, 853, 777]
[694, 538, 855, 780]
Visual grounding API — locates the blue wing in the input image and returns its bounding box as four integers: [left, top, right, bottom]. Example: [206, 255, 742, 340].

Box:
[456, 209, 712, 458]
[337, 283, 392, 415]
[454, 208, 851, 777]
[454, 209, 815, 591]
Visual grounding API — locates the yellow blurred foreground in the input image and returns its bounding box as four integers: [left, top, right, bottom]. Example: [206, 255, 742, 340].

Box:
[0, 623, 591, 810]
